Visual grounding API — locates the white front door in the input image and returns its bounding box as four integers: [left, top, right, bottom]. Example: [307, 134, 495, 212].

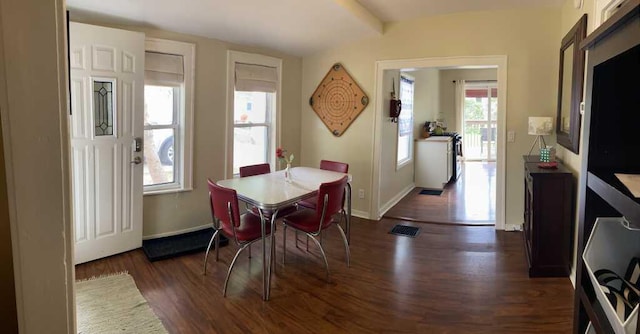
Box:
[70, 22, 144, 264]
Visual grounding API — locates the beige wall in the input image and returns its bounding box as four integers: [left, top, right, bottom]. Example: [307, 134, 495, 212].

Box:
[557, 0, 596, 285]
[70, 16, 303, 237]
[301, 8, 561, 223]
[0, 0, 74, 332]
[438, 68, 498, 133]
[412, 68, 440, 137]
[377, 70, 414, 210]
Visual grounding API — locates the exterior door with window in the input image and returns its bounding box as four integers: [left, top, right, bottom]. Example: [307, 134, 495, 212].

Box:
[463, 83, 497, 161]
[69, 22, 144, 264]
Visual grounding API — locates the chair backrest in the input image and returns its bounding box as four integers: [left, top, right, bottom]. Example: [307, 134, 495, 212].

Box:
[316, 176, 348, 229]
[207, 179, 241, 228]
[239, 163, 270, 177]
[320, 160, 349, 173]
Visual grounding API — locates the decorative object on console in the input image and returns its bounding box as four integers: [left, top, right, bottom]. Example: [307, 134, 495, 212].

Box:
[527, 116, 554, 157]
[309, 63, 369, 136]
[540, 146, 556, 163]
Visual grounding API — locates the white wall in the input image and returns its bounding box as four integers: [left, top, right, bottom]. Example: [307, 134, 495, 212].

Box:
[377, 70, 414, 212]
[301, 7, 561, 223]
[412, 68, 440, 138]
[0, 0, 74, 332]
[438, 68, 498, 133]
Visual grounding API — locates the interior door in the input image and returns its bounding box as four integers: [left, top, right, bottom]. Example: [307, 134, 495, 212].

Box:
[69, 22, 144, 264]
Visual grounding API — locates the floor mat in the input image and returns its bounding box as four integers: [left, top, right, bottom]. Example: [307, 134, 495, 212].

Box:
[389, 224, 420, 238]
[142, 228, 229, 262]
[419, 189, 443, 196]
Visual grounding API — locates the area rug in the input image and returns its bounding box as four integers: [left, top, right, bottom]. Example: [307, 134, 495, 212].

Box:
[76, 273, 167, 334]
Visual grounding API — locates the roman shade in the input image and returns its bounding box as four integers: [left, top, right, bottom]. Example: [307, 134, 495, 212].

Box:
[145, 51, 184, 84]
[234, 63, 278, 93]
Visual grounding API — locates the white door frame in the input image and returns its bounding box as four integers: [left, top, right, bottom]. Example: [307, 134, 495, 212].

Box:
[371, 56, 508, 230]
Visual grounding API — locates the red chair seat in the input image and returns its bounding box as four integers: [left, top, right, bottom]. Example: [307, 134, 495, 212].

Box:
[221, 212, 270, 242]
[283, 208, 336, 234]
[297, 198, 316, 210]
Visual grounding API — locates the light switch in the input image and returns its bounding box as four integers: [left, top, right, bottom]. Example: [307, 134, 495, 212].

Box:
[507, 131, 515, 143]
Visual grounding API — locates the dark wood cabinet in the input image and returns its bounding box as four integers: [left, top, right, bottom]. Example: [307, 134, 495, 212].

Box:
[573, 2, 640, 333]
[523, 156, 573, 277]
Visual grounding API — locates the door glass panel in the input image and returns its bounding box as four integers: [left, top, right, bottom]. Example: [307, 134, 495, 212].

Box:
[233, 126, 267, 175]
[93, 80, 114, 136]
[143, 128, 175, 186]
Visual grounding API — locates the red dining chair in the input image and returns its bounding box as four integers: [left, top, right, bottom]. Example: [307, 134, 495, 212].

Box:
[282, 176, 350, 281]
[297, 160, 349, 248]
[239, 163, 270, 177]
[203, 179, 272, 297]
[298, 160, 348, 211]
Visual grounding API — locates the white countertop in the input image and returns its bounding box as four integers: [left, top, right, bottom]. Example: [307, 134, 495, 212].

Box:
[415, 136, 452, 142]
[217, 167, 351, 210]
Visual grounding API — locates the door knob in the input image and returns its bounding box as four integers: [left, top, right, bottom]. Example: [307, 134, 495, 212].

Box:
[131, 156, 142, 165]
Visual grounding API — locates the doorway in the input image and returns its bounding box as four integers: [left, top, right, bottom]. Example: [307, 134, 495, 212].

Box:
[372, 56, 507, 230]
[461, 81, 498, 161]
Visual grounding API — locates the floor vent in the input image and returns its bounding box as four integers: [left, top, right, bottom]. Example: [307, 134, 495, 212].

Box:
[389, 224, 420, 238]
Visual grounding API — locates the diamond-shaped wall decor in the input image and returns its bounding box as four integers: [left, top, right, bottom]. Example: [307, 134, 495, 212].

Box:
[309, 63, 368, 137]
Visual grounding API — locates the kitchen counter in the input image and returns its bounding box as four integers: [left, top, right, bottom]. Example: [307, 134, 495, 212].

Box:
[415, 136, 452, 143]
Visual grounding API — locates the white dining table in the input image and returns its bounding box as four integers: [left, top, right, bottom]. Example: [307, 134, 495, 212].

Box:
[216, 166, 352, 300]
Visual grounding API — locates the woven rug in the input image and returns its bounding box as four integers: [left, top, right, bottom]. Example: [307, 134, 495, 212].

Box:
[76, 273, 167, 334]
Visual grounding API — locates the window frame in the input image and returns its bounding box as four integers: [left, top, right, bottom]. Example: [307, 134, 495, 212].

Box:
[226, 51, 282, 178]
[396, 73, 415, 169]
[143, 38, 195, 195]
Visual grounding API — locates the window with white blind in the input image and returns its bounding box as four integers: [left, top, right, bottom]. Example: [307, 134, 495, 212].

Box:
[227, 51, 282, 176]
[397, 74, 415, 167]
[143, 38, 194, 194]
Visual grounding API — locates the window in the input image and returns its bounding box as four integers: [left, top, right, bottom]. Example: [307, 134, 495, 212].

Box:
[143, 38, 194, 194]
[397, 74, 414, 167]
[227, 51, 282, 177]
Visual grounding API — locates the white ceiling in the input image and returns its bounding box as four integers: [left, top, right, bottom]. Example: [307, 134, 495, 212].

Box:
[359, 0, 565, 23]
[66, 0, 564, 57]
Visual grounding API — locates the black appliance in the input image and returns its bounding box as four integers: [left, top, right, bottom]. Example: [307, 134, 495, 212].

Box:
[429, 131, 462, 182]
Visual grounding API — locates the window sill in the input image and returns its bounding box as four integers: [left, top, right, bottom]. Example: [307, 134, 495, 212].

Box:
[396, 158, 413, 171]
[144, 186, 192, 196]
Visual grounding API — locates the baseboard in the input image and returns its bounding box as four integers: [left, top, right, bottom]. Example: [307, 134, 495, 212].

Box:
[351, 209, 370, 220]
[377, 183, 415, 220]
[504, 224, 522, 232]
[143, 224, 212, 240]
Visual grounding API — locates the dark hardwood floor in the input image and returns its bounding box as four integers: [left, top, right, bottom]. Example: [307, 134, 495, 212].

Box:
[385, 162, 496, 225]
[76, 216, 574, 333]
